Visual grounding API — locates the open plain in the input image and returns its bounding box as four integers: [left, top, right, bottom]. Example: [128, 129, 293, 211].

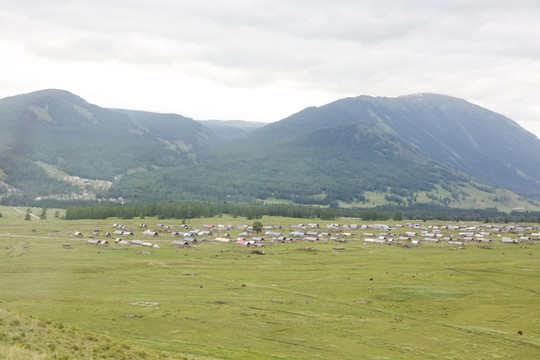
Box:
[1, 206, 539, 359]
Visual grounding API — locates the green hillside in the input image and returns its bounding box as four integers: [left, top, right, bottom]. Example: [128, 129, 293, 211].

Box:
[0, 90, 214, 198]
[1, 90, 539, 210]
[241, 94, 540, 199]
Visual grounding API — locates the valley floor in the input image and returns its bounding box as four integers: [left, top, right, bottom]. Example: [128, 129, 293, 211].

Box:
[0, 211, 539, 359]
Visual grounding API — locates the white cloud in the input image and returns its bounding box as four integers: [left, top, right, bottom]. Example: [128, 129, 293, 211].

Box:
[0, 1, 539, 137]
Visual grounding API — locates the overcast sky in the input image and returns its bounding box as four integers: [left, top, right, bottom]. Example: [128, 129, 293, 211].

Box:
[1, 0, 540, 137]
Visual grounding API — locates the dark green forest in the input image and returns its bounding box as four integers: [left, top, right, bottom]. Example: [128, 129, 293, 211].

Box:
[55, 202, 540, 223]
[100, 123, 470, 206]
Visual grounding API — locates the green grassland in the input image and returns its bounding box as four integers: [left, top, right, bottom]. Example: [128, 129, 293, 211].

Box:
[261, 184, 540, 211]
[1, 206, 539, 359]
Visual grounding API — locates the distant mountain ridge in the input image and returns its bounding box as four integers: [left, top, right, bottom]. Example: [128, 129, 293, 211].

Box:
[244, 93, 540, 199]
[0, 89, 214, 197]
[197, 120, 266, 142]
[0, 89, 539, 209]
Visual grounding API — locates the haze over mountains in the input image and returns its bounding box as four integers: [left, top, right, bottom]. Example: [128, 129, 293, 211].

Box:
[0, 89, 539, 209]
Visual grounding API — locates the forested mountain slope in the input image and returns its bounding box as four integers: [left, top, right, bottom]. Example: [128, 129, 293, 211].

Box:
[1, 90, 539, 208]
[0, 89, 214, 197]
[224, 93, 540, 199]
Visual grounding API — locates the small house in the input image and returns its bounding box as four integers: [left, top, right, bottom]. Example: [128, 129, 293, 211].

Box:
[183, 237, 198, 245]
[364, 238, 386, 245]
[172, 240, 189, 248]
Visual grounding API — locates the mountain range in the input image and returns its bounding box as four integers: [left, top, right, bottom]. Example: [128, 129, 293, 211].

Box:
[0, 89, 539, 210]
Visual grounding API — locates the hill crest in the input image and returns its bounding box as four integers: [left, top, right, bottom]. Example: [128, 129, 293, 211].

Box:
[1, 89, 539, 208]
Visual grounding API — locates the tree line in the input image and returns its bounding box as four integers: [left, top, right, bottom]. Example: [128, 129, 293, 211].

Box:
[60, 202, 540, 224]
[3, 194, 539, 223]
[63, 202, 340, 221]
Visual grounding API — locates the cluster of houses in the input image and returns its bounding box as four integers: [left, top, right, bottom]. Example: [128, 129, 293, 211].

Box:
[87, 238, 160, 249]
[355, 223, 540, 246]
[76, 221, 539, 250]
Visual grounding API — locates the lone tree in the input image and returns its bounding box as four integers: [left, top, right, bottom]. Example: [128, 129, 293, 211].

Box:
[39, 207, 47, 220]
[252, 221, 263, 235]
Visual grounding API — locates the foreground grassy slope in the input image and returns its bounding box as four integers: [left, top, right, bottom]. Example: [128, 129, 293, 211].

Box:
[0, 308, 191, 359]
[1, 208, 539, 359]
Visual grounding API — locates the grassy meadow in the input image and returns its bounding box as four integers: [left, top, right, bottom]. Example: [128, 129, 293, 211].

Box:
[1, 206, 539, 359]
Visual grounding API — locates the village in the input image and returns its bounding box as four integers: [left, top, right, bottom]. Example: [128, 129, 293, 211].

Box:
[79, 220, 540, 250]
[4, 213, 540, 360]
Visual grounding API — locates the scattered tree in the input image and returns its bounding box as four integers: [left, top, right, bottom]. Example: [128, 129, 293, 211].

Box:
[39, 207, 47, 220]
[252, 221, 263, 235]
